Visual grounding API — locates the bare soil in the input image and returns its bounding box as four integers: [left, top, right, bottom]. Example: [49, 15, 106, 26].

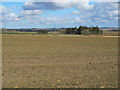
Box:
[2, 34, 118, 88]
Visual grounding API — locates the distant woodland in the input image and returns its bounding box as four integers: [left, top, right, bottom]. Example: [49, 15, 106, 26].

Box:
[2, 26, 103, 35]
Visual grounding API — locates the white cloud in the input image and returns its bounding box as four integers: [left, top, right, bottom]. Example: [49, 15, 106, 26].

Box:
[21, 1, 118, 27]
[0, 1, 118, 28]
[0, 5, 19, 21]
[75, 2, 118, 23]
[19, 10, 42, 18]
[71, 11, 80, 15]
[23, 1, 65, 10]
[23, 0, 81, 10]
[22, 0, 118, 23]
[0, 0, 119, 2]
[0, 5, 10, 14]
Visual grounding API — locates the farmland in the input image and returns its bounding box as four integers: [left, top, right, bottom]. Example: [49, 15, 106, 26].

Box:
[2, 34, 118, 88]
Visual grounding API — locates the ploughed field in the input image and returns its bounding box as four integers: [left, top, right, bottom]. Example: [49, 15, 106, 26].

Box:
[2, 34, 118, 88]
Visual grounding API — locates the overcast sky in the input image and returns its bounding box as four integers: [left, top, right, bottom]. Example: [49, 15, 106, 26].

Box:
[0, 0, 119, 28]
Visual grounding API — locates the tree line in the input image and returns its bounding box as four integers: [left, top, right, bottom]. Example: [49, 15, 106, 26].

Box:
[2, 26, 103, 35]
[64, 26, 103, 35]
